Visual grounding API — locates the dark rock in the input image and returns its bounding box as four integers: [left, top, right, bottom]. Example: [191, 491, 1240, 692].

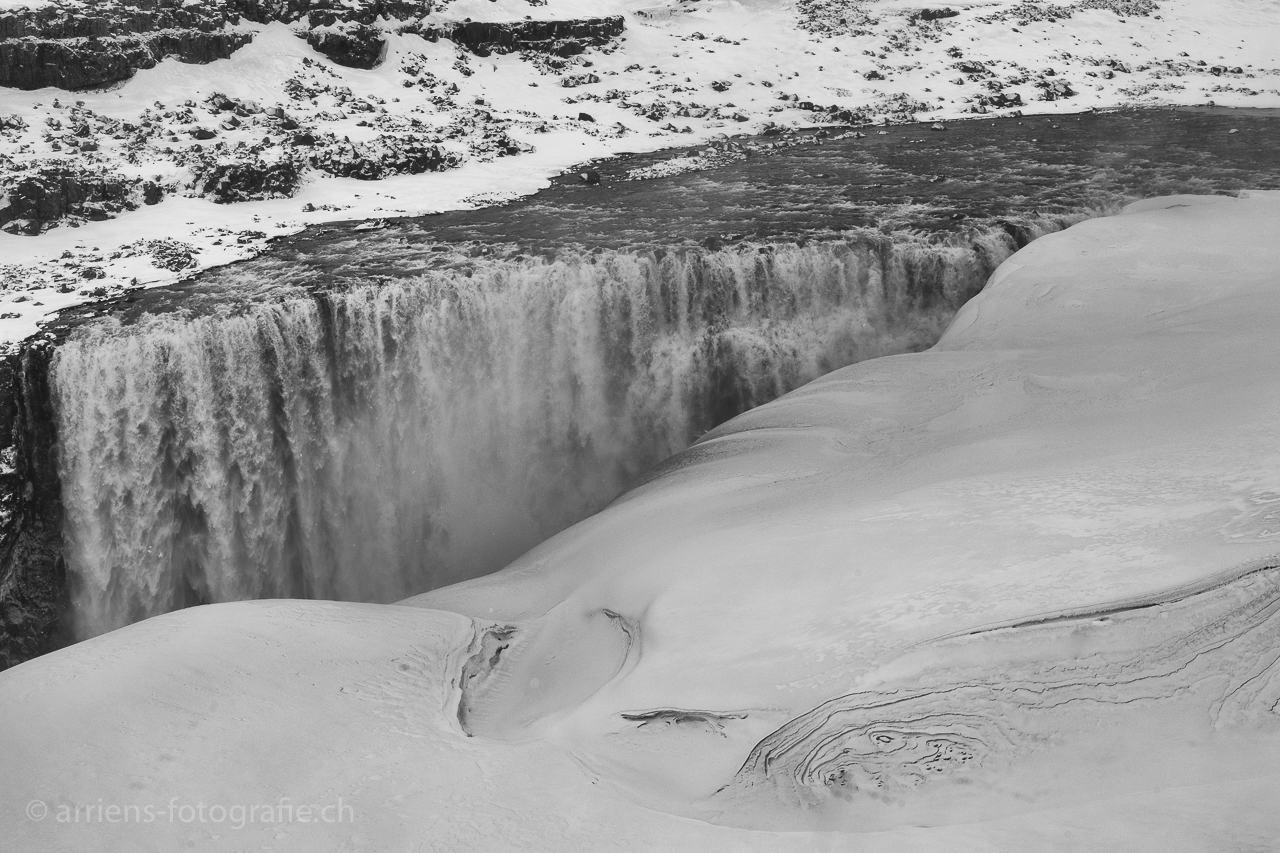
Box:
[577, 111, 595, 122]
[0, 0, 522, 92]
[418, 16, 625, 57]
[578, 170, 601, 185]
[1036, 78, 1076, 100]
[308, 136, 461, 180]
[306, 22, 386, 69]
[194, 158, 302, 203]
[0, 30, 254, 91]
[977, 90, 1023, 109]
[916, 7, 959, 20]
[0, 344, 72, 672]
[0, 165, 139, 232]
[560, 72, 599, 88]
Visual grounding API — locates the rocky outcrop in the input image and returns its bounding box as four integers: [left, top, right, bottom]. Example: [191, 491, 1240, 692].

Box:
[970, 90, 1023, 113]
[0, 343, 70, 672]
[306, 21, 385, 68]
[1037, 78, 1076, 100]
[415, 16, 626, 58]
[307, 135, 462, 179]
[0, 165, 144, 235]
[192, 157, 303, 203]
[1, 0, 624, 91]
[0, 29, 254, 91]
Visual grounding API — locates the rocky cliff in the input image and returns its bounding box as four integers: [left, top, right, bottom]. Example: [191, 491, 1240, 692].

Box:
[0, 342, 69, 670]
[0, 0, 624, 90]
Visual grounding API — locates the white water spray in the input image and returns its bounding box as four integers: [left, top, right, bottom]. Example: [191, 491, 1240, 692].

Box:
[52, 230, 1030, 638]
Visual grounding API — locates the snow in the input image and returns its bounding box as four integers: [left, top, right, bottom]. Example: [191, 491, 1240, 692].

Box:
[3, 191, 1279, 850]
[4, 0, 1280, 345]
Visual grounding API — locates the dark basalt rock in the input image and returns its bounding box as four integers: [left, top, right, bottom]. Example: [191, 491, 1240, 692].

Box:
[1, 2, 623, 91]
[915, 7, 959, 21]
[0, 30, 254, 91]
[416, 16, 625, 58]
[976, 90, 1024, 109]
[306, 22, 386, 69]
[308, 136, 461, 179]
[1037, 78, 1076, 101]
[0, 344, 72, 672]
[193, 157, 303, 203]
[0, 165, 140, 234]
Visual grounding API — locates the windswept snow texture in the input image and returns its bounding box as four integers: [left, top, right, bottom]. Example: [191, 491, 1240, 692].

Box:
[4, 192, 1280, 850]
[2, 0, 1280, 342]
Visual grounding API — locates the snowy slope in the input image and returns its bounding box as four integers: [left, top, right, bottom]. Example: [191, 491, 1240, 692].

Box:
[3, 191, 1279, 850]
[3, 0, 1279, 344]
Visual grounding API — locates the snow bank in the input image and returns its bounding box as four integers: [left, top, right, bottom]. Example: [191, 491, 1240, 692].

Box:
[2, 192, 1279, 850]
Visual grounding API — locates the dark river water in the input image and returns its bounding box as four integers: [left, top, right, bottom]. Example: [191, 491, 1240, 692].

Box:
[63, 105, 1280, 320]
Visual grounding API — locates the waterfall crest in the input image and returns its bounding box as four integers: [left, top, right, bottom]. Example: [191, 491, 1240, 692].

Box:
[52, 228, 1035, 638]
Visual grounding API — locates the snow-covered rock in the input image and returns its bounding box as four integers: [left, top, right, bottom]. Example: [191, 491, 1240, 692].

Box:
[3, 191, 1278, 850]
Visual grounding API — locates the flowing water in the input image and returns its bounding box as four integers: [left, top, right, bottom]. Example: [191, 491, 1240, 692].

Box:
[45, 108, 1280, 639]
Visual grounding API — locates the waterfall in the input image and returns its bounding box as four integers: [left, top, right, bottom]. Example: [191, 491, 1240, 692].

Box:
[50, 227, 1038, 639]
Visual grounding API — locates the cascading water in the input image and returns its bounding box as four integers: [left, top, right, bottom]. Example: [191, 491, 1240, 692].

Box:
[51, 226, 1046, 639]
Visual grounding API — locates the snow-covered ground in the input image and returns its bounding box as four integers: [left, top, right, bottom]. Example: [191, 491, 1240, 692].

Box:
[2, 0, 1279, 345]
[3, 191, 1278, 850]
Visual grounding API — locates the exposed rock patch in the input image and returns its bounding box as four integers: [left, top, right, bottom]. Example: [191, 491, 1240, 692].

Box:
[417, 16, 625, 58]
[0, 30, 254, 91]
[0, 164, 143, 234]
[0, 344, 70, 671]
[0, 3, 624, 92]
[306, 21, 386, 69]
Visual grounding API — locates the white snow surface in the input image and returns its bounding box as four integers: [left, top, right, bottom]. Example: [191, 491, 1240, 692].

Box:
[3, 0, 1280, 344]
[3, 192, 1280, 849]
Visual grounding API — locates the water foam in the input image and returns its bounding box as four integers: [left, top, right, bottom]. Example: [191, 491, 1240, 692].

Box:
[52, 228, 1034, 638]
